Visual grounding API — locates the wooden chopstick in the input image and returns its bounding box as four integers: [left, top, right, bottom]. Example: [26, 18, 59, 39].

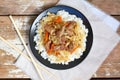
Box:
[0, 36, 57, 80]
[9, 15, 44, 80]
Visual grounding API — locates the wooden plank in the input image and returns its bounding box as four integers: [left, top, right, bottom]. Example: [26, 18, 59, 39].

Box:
[0, 49, 29, 78]
[0, 78, 31, 80]
[88, 0, 120, 15]
[0, 16, 36, 78]
[112, 15, 120, 21]
[0, 65, 29, 78]
[0, 0, 58, 15]
[0, 0, 119, 15]
[0, 16, 16, 40]
[117, 26, 120, 35]
[94, 42, 120, 77]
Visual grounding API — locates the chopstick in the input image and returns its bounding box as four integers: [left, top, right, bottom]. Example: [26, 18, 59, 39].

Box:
[9, 15, 44, 80]
[0, 36, 57, 80]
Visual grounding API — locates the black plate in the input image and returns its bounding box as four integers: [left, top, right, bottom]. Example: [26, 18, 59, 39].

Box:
[29, 5, 93, 70]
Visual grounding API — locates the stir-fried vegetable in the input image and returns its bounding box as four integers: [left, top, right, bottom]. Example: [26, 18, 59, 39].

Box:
[44, 31, 49, 43]
[40, 12, 86, 58]
[47, 43, 54, 54]
[55, 16, 62, 23]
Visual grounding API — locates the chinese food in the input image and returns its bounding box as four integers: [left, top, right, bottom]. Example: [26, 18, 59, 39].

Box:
[34, 10, 88, 65]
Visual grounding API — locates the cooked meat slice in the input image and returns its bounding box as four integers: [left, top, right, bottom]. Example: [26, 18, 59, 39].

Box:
[65, 29, 74, 36]
[60, 36, 66, 44]
[55, 26, 65, 37]
[44, 23, 54, 33]
[68, 42, 74, 51]
[55, 29, 61, 37]
[66, 21, 77, 29]
[60, 44, 65, 50]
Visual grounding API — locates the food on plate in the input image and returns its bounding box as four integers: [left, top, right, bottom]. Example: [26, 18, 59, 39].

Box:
[34, 10, 88, 65]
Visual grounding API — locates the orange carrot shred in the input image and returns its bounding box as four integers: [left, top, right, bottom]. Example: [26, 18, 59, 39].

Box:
[47, 49, 52, 54]
[51, 43, 54, 50]
[55, 16, 62, 23]
[44, 31, 49, 43]
[55, 51, 60, 56]
[47, 43, 55, 54]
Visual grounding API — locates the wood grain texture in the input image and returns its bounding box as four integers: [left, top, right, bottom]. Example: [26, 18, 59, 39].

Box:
[0, 16, 36, 78]
[0, 0, 58, 15]
[0, 0, 119, 15]
[95, 42, 120, 77]
[0, 49, 29, 78]
[88, 0, 120, 15]
[88, 0, 120, 77]
[117, 26, 120, 35]
[0, 16, 16, 40]
[0, 65, 29, 78]
[112, 16, 120, 21]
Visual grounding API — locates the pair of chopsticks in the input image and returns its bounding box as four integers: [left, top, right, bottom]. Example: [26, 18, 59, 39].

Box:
[0, 15, 58, 80]
[9, 15, 44, 80]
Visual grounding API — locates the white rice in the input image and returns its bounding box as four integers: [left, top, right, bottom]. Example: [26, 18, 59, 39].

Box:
[34, 10, 88, 65]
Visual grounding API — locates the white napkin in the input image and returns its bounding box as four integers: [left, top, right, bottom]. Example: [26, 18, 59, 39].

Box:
[15, 0, 120, 80]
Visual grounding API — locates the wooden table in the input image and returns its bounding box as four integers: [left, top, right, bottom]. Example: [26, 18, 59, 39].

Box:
[0, 0, 120, 79]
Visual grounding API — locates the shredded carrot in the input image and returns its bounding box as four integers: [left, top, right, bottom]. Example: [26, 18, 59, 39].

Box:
[55, 16, 62, 23]
[47, 43, 55, 54]
[55, 51, 60, 56]
[44, 31, 49, 43]
[71, 46, 79, 54]
[51, 43, 54, 50]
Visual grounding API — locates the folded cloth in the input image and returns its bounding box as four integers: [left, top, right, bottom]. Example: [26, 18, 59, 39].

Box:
[15, 0, 120, 80]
